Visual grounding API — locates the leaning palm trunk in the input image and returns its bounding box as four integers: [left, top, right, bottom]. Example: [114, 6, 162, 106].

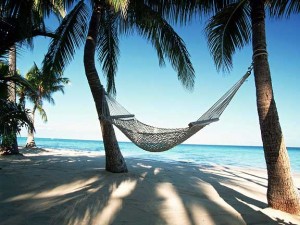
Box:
[251, 1, 300, 214]
[26, 110, 36, 148]
[83, 5, 127, 173]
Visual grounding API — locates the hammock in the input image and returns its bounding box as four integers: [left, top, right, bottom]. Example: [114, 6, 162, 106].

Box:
[101, 67, 252, 152]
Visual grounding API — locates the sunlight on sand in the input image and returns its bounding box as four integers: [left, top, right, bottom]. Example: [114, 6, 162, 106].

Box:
[156, 183, 191, 225]
[35, 177, 100, 198]
[1, 149, 300, 225]
[93, 180, 137, 225]
[4, 176, 99, 202]
[190, 204, 212, 225]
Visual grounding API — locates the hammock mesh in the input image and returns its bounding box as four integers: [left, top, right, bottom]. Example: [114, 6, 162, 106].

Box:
[102, 70, 251, 152]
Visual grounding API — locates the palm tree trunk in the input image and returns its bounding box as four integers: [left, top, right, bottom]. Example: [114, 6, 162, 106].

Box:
[250, 0, 300, 214]
[4, 45, 19, 154]
[83, 4, 127, 173]
[26, 109, 36, 148]
[8, 46, 16, 103]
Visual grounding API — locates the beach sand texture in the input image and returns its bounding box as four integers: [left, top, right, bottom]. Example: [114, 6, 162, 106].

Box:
[1, 148, 300, 225]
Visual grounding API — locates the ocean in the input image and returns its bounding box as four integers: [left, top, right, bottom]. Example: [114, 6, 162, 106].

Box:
[17, 137, 300, 173]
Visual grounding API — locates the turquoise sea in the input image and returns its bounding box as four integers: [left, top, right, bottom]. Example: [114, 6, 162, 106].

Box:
[17, 137, 300, 173]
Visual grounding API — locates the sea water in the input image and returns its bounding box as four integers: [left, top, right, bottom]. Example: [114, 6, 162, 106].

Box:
[17, 137, 300, 173]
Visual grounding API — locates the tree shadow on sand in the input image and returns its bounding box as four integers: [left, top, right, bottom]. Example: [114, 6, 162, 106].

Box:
[0, 151, 299, 225]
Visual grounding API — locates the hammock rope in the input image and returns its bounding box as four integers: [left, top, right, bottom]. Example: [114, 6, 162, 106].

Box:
[101, 66, 253, 152]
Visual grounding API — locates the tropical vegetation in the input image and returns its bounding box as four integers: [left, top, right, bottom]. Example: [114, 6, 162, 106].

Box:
[0, 62, 34, 154]
[0, 1, 64, 55]
[42, 0, 196, 172]
[158, 0, 300, 214]
[0, 0, 65, 152]
[17, 63, 70, 148]
[1, 0, 299, 215]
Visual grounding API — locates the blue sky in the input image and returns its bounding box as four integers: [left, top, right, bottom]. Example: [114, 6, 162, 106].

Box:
[17, 13, 300, 147]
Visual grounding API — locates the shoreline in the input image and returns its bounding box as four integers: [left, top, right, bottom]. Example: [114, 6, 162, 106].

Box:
[1, 148, 300, 225]
[17, 136, 300, 149]
[16, 145, 300, 175]
[15, 138, 300, 174]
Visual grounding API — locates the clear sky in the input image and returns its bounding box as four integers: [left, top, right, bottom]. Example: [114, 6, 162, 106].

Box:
[17, 12, 300, 147]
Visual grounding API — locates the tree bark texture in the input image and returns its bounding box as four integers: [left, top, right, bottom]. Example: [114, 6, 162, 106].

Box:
[26, 110, 36, 148]
[3, 45, 19, 154]
[8, 46, 16, 103]
[83, 4, 127, 173]
[251, 0, 300, 214]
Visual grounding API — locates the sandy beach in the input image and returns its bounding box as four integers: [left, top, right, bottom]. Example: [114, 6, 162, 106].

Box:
[0, 148, 299, 225]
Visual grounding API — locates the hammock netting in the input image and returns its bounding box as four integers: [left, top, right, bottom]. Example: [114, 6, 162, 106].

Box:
[101, 69, 251, 152]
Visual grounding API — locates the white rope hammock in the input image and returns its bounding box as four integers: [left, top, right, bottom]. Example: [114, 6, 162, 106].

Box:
[101, 67, 252, 152]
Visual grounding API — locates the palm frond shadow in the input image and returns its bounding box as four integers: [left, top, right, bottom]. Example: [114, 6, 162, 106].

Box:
[0, 152, 298, 225]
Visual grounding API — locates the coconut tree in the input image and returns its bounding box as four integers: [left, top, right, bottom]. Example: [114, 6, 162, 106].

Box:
[17, 63, 69, 148]
[0, 62, 34, 154]
[165, 0, 300, 214]
[42, 0, 195, 172]
[0, 0, 67, 152]
[0, 99, 34, 155]
[0, 0, 66, 54]
[139, 0, 300, 215]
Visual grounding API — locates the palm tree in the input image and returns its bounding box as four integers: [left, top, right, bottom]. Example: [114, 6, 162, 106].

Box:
[42, 0, 195, 172]
[171, 0, 300, 214]
[18, 63, 69, 148]
[0, 0, 64, 53]
[0, 62, 34, 154]
[0, 99, 34, 154]
[0, 0, 66, 152]
[136, 0, 300, 215]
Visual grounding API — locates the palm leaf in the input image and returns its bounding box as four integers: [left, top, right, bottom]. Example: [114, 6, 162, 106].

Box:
[0, 63, 36, 95]
[0, 0, 66, 52]
[36, 104, 48, 122]
[1, 0, 66, 19]
[0, 99, 34, 136]
[5, 74, 36, 93]
[2, 1, 44, 50]
[269, 0, 300, 18]
[107, 0, 130, 17]
[127, 2, 195, 90]
[205, 0, 251, 72]
[144, 0, 236, 25]
[42, 0, 89, 75]
[97, 7, 120, 95]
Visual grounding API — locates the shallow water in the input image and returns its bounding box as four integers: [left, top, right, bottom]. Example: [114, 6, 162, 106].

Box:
[17, 137, 300, 172]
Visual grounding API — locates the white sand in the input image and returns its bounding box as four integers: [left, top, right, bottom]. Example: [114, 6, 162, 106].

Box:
[0, 148, 299, 225]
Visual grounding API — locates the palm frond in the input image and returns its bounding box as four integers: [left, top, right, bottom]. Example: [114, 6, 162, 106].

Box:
[5, 74, 36, 93]
[97, 7, 120, 95]
[36, 104, 48, 122]
[1, 62, 36, 101]
[42, 0, 89, 75]
[59, 77, 70, 85]
[23, 62, 69, 114]
[0, 99, 34, 136]
[0, 62, 10, 99]
[34, 0, 66, 19]
[0, 62, 10, 76]
[1, 0, 66, 19]
[269, 0, 300, 18]
[144, 0, 236, 25]
[0, 49, 9, 59]
[0, 0, 67, 52]
[2, 1, 44, 49]
[0, 62, 36, 95]
[205, 0, 251, 73]
[127, 2, 195, 90]
[107, 0, 130, 17]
